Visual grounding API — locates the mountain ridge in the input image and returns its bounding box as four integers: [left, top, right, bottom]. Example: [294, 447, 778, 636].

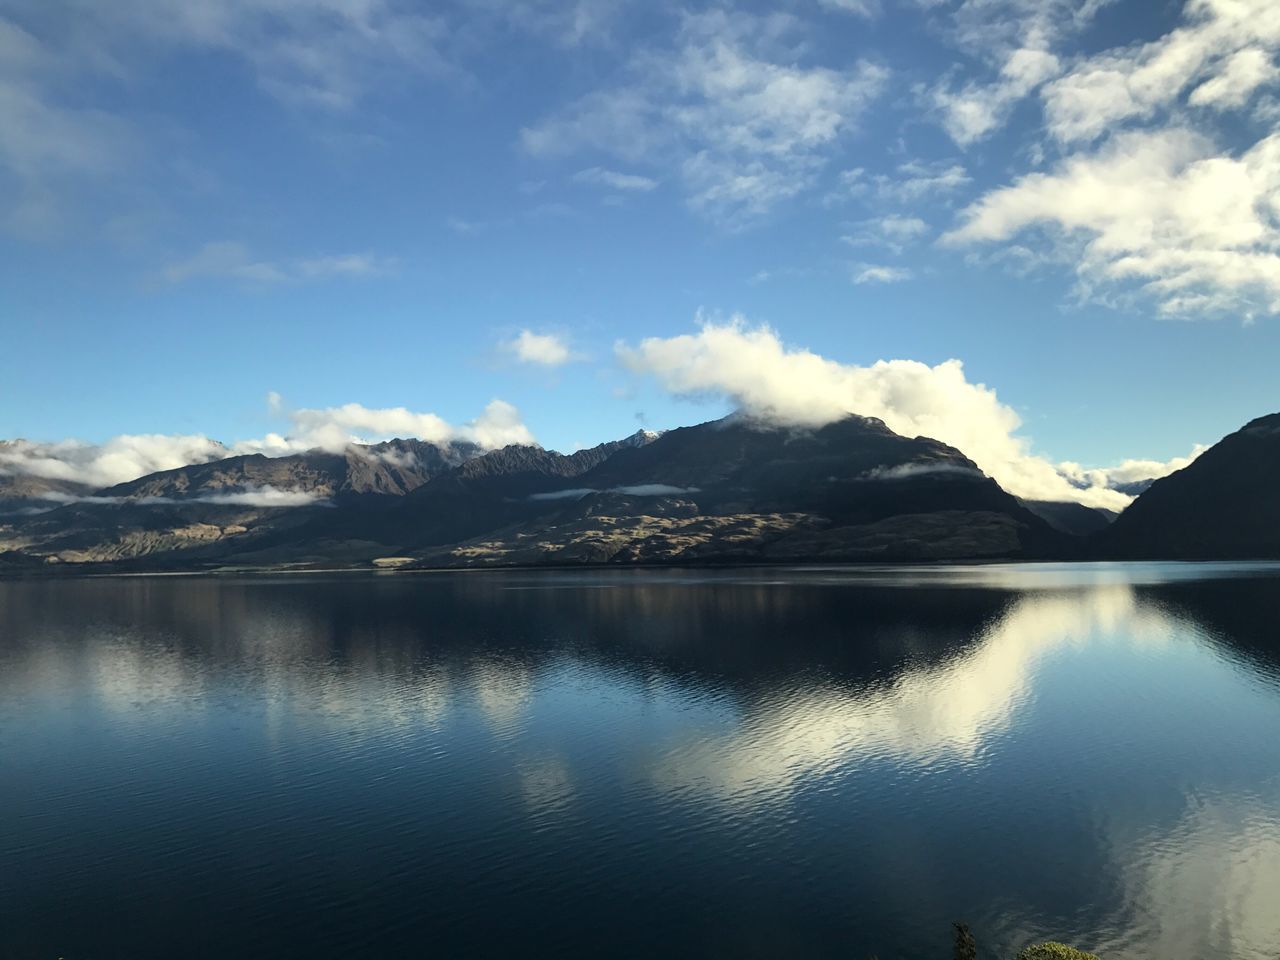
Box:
[3, 409, 1276, 570]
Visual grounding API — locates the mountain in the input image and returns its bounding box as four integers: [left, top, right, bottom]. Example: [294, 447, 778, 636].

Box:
[0, 472, 97, 515]
[1098, 412, 1280, 559]
[0, 439, 481, 564]
[1, 416, 1073, 570]
[388, 415, 1064, 565]
[333, 431, 660, 548]
[1020, 499, 1117, 537]
[0, 440, 99, 514]
[101, 438, 479, 501]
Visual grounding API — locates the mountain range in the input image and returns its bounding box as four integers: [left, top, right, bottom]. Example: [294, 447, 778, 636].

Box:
[1, 411, 1276, 572]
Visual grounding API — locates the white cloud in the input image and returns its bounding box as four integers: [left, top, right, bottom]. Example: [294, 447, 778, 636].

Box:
[48, 0, 449, 111]
[572, 166, 658, 191]
[1041, 0, 1280, 145]
[944, 127, 1280, 318]
[1, 397, 536, 490]
[0, 435, 229, 489]
[173, 485, 327, 507]
[852, 263, 913, 284]
[818, 0, 880, 17]
[837, 160, 972, 205]
[242, 396, 536, 455]
[529, 483, 699, 501]
[1058, 444, 1209, 493]
[918, 0, 1112, 146]
[480, 0, 627, 48]
[501, 329, 580, 367]
[930, 46, 1062, 146]
[617, 318, 1133, 509]
[843, 214, 929, 252]
[1189, 47, 1280, 109]
[31, 485, 327, 508]
[521, 11, 888, 224]
[162, 242, 393, 285]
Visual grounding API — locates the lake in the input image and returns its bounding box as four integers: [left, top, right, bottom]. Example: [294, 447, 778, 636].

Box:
[2, 563, 1279, 959]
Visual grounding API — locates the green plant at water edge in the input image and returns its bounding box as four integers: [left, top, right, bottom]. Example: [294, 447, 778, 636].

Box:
[1016, 944, 1100, 960]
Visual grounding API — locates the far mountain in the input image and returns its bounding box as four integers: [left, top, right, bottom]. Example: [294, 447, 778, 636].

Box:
[1098, 413, 1280, 559]
[102, 438, 479, 501]
[0, 439, 482, 564]
[1020, 499, 1117, 537]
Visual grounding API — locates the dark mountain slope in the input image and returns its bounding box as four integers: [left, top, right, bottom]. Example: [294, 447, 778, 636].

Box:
[575, 414, 1029, 521]
[389, 415, 1065, 563]
[386, 432, 657, 546]
[1098, 413, 1280, 559]
[1021, 500, 1117, 537]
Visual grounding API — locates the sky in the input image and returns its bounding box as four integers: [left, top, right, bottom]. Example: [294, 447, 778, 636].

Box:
[2, 0, 1279, 508]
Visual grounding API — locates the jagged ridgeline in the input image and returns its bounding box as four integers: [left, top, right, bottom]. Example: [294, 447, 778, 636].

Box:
[2, 410, 1277, 570]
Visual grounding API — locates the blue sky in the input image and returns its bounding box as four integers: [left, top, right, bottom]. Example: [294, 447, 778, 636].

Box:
[2, 0, 1279, 507]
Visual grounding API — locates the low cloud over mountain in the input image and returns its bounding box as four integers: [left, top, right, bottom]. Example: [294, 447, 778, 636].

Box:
[0, 397, 535, 491]
[618, 318, 1200, 511]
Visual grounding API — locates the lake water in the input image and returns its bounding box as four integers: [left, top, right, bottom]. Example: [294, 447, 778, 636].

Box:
[2, 563, 1280, 959]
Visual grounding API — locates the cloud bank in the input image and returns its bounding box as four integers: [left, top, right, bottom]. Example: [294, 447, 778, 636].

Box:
[34, 485, 328, 509]
[0, 435, 229, 490]
[616, 318, 1191, 510]
[244, 395, 535, 456]
[0, 397, 535, 490]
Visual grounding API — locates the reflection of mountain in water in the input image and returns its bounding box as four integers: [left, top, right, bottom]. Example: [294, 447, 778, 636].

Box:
[649, 586, 1165, 802]
[4, 568, 1280, 746]
[3, 567, 1280, 960]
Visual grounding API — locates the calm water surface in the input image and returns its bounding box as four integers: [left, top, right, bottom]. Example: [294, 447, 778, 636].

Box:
[2, 563, 1280, 959]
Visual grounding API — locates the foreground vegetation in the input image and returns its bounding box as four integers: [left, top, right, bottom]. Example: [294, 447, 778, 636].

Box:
[949, 923, 1099, 960]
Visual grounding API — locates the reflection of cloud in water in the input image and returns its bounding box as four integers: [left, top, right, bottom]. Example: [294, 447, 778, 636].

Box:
[1097, 794, 1280, 960]
[518, 754, 575, 819]
[88, 636, 207, 714]
[652, 586, 1169, 802]
[472, 658, 534, 738]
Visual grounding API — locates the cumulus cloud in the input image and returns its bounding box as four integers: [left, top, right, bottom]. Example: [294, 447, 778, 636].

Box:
[501, 330, 580, 367]
[944, 128, 1280, 318]
[240, 396, 536, 455]
[617, 318, 1134, 510]
[1, 397, 535, 490]
[521, 10, 888, 224]
[162, 242, 394, 285]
